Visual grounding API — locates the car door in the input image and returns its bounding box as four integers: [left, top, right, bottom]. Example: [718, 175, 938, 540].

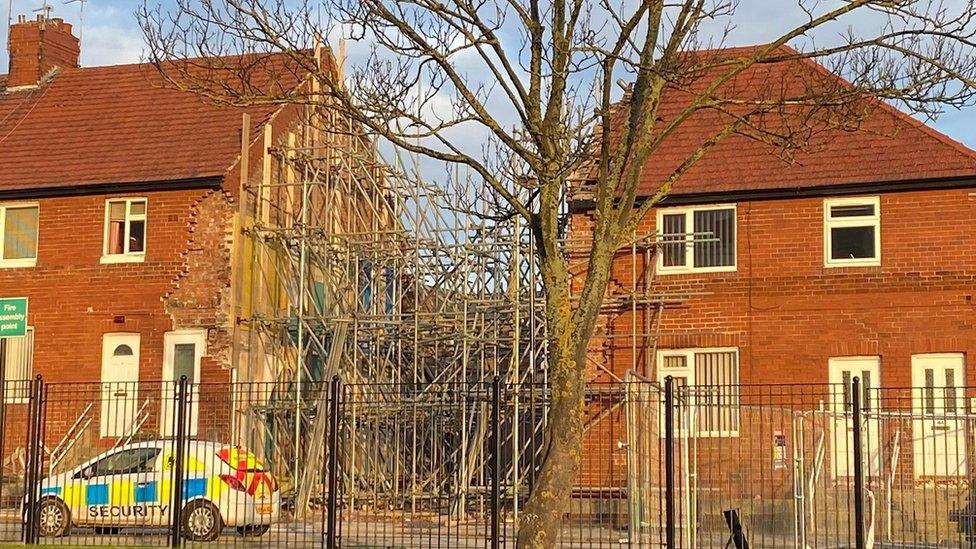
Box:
[75, 447, 162, 527]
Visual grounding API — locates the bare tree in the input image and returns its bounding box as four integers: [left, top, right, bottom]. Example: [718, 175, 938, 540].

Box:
[140, 0, 976, 545]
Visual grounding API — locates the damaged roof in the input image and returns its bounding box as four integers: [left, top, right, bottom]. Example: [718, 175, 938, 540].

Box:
[0, 53, 308, 193]
[576, 44, 976, 203]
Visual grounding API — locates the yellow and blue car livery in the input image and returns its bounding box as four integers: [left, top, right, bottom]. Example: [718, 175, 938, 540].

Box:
[35, 440, 279, 540]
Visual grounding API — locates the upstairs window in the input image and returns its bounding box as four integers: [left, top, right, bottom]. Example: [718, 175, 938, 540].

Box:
[0, 204, 39, 268]
[658, 205, 736, 273]
[824, 197, 880, 267]
[102, 198, 147, 263]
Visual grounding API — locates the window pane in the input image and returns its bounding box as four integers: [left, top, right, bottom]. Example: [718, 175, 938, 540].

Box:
[174, 343, 196, 383]
[662, 355, 687, 370]
[925, 368, 935, 415]
[96, 448, 159, 476]
[130, 201, 146, 216]
[109, 201, 126, 221]
[830, 226, 875, 260]
[661, 214, 686, 267]
[129, 220, 146, 253]
[107, 221, 125, 254]
[113, 344, 134, 357]
[3, 206, 38, 260]
[1, 329, 33, 401]
[693, 209, 735, 268]
[842, 371, 852, 410]
[945, 369, 957, 414]
[830, 204, 874, 218]
[862, 370, 872, 412]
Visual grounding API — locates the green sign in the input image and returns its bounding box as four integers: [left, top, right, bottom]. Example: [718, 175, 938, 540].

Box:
[0, 298, 28, 337]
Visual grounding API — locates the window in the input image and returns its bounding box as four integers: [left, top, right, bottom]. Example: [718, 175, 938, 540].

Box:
[0, 327, 33, 402]
[102, 198, 146, 263]
[657, 348, 739, 436]
[658, 205, 736, 273]
[0, 204, 38, 268]
[76, 447, 160, 479]
[824, 197, 880, 267]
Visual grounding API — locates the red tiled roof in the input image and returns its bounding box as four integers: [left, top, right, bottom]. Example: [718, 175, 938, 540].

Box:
[584, 44, 976, 200]
[0, 53, 308, 192]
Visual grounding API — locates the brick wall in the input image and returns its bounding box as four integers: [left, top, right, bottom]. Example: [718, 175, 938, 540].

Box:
[0, 187, 232, 389]
[570, 187, 976, 489]
[572, 186, 976, 387]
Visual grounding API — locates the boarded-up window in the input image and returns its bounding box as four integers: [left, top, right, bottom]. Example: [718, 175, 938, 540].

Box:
[0, 327, 33, 402]
[694, 351, 739, 435]
[657, 348, 739, 436]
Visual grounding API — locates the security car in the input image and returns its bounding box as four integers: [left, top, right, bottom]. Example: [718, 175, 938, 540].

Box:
[34, 441, 279, 541]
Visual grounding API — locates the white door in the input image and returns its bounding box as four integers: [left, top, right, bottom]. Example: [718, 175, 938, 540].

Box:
[161, 330, 205, 437]
[912, 354, 966, 478]
[828, 357, 881, 478]
[101, 334, 141, 438]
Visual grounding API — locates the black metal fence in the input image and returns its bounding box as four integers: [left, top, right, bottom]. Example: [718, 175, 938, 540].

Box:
[0, 375, 973, 547]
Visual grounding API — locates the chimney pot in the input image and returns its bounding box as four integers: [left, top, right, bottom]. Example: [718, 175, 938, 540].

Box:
[6, 13, 80, 89]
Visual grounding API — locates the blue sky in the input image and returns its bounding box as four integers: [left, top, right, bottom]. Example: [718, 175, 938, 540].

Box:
[2, 0, 975, 148]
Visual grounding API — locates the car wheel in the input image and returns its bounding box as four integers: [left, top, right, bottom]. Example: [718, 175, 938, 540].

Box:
[37, 498, 71, 538]
[237, 524, 271, 537]
[182, 500, 222, 542]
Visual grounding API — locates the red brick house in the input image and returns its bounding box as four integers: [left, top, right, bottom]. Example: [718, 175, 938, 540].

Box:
[571, 46, 976, 493]
[0, 14, 324, 443]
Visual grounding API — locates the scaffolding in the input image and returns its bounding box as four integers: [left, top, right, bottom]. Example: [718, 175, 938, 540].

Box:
[228, 88, 549, 511]
[226, 67, 700, 519]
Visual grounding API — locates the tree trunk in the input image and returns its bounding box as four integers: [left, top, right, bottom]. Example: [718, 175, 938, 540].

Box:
[516, 333, 586, 548]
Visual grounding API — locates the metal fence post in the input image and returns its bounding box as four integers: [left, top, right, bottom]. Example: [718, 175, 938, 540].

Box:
[491, 376, 501, 549]
[851, 376, 866, 549]
[170, 376, 189, 548]
[664, 376, 676, 549]
[23, 376, 43, 545]
[325, 375, 341, 549]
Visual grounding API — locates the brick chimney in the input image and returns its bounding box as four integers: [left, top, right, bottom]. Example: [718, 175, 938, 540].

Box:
[6, 14, 80, 89]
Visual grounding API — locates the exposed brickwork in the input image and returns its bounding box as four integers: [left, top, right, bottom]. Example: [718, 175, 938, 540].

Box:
[0, 185, 242, 468]
[0, 187, 232, 389]
[164, 189, 237, 368]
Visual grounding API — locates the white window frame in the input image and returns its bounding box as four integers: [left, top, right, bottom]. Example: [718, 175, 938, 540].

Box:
[656, 347, 740, 437]
[101, 198, 147, 264]
[656, 204, 737, 274]
[823, 196, 881, 268]
[1, 326, 34, 404]
[0, 203, 39, 269]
